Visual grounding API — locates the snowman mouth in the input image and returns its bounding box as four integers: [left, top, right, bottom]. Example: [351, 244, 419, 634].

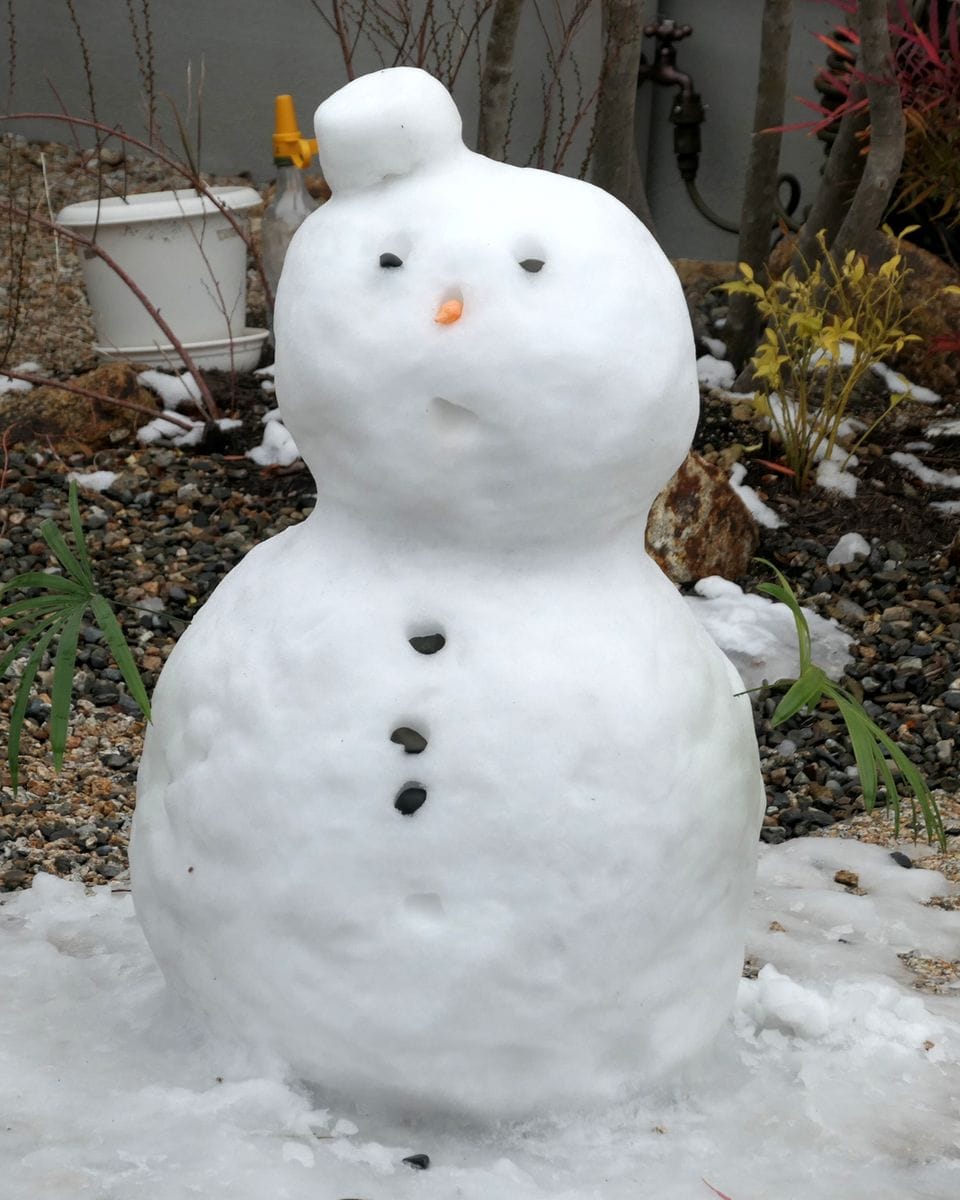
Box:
[431, 395, 481, 440]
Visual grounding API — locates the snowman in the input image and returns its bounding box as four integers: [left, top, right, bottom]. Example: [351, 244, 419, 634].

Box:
[131, 67, 764, 1119]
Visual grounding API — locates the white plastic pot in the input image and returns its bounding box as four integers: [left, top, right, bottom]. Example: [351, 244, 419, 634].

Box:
[56, 186, 266, 366]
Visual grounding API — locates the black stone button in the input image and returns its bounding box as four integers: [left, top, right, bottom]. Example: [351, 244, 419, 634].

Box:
[395, 786, 427, 816]
[391, 727, 428, 754]
[403, 1153, 430, 1170]
[409, 633, 445, 655]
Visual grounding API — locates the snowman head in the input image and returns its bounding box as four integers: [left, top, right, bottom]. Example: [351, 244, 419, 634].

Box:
[274, 68, 698, 553]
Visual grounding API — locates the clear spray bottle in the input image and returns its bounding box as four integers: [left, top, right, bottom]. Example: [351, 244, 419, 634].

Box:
[261, 95, 318, 341]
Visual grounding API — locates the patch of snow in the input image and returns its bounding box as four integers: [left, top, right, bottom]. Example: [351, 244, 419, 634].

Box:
[138, 369, 202, 410]
[817, 455, 859, 497]
[728, 462, 783, 529]
[810, 341, 857, 368]
[892, 452, 960, 490]
[686, 575, 853, 689]
[905, 440, 934, 451]
[65, 470, 118, 493]
[696, 354, 736, 389]
[701, 336, 727, 359]
[927, 418, 960, 439]
[872, 362, 940, 404]
[0, 361, 41, 393]
[218, 418, 243, 433]
[835, 415, 866, 441]
[138, 412, 205, 447]
[3, 842, 956, 1199]
[247, 409, 300, 467]
[932, 500, 960, 515]
[826, 532, 870, 567]
[255, 365, 276, 394]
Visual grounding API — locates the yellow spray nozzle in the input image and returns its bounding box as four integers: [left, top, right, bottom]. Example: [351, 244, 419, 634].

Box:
[272, 94, 318, 169]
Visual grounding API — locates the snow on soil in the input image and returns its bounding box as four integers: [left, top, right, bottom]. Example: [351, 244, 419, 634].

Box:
[696, 354, 736, 390]
[826, 532, 871, 567]
[892, 452, 960, 490]
[65, 470, 119, 493]
[0, 361, 41, 393]
[728, 463, 783, 529]
[817, 454, 859, 497]
[2, 839, 956, 1200]
[246, 409, 300, 467]
[871, 362, 941, 404]
[137, 414, 242, 447]
[927, 418, 960, 439]
[685, 575, 852, 689]
[137, 370, 202, 410]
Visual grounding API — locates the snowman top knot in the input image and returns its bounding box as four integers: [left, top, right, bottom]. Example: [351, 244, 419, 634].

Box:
[314, 67, 464, 194]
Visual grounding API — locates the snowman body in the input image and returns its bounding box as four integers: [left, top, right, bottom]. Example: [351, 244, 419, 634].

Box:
[132, 69, 764, 1118]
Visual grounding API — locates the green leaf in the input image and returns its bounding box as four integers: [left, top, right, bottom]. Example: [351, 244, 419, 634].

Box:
[0, 595, 74, 622]
[40, 518, 92, 588]
[49, 605, 85, 770]
[67, 481, 95, 584]
[0, 571, 87, 597]
[834, 694, 878, 804]
[7, 617, 65, 792]
[771, 666, 828, 725]
[89, 594, 152, 721]
[0, 611, 65, 681]
[874, 725, 944, 847]
[755, 559, 812, 673]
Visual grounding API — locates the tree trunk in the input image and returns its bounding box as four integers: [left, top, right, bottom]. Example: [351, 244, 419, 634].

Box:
[790, 81, 869, 272]
[829, 0, 905, 265]
[590, 0, 656, 233]
[726, 0, 794, 370]
[477, 0, 526, 159]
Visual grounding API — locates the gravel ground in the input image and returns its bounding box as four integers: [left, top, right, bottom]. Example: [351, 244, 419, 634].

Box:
[1, 134, 959, 905]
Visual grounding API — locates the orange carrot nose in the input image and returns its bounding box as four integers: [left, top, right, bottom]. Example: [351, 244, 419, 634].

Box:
[435, 297, 463, 325]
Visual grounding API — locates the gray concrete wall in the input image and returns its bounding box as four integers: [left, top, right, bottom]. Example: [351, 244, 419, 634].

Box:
[7, 1, 836, 259]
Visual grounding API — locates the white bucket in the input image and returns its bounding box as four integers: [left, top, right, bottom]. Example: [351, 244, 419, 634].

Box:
[56, 186, 264, 356]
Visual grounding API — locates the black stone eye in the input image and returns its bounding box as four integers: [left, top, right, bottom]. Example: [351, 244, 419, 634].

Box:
[519, 258, 544, 273]
[380, 252, 403, 268]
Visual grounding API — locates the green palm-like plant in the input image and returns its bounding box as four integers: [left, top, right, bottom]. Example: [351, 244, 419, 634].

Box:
[0, 482, 152, 791]
[757, 559, 945, 849]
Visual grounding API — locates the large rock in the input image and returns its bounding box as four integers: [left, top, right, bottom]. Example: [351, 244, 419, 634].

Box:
[0, 362, 160, 451]
[646, 451, 760, 584]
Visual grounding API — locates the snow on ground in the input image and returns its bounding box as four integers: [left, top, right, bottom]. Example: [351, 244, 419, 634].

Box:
[817, 453, 859, 498]
[826, 532, 870, 567]
[137, 414, 242, 447]
[247, 409, 300, 467]
[137, 370, 202, 410]
[255, 364, 276, 394]
[65, 470, 119, 493]
[892, 452, 960, 490]
[2, 839, 957, 1200]
[871, 362, 941, 404]
[0, 361, 41, 393]
[696, 354, 736, 390]
[927, 418, 960, 439]
[728, 463, 782, 529]
[686, 575, 852, 689]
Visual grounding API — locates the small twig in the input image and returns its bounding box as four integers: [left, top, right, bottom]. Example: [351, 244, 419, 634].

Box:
[1, 420, 21, 491]
[39, 151, 61, 276]
[0, 369, 193, 430]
